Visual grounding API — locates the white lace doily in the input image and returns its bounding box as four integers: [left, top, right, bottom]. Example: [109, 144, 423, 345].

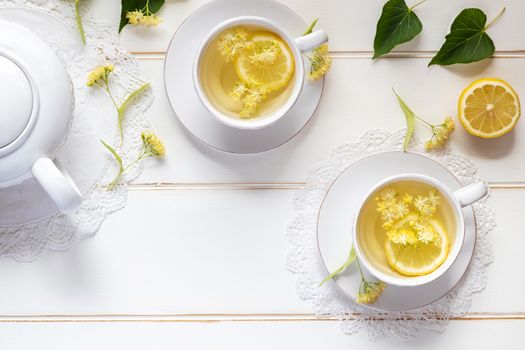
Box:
[0, 1, 153, 261]
[286, 129, 495, 341]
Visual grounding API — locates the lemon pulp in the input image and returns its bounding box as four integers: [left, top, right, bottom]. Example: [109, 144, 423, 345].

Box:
[459, 78, 521, 138]
[234, 33, 295, 92]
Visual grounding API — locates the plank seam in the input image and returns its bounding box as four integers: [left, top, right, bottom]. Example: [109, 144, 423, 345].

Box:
[125, 183, 525, 191]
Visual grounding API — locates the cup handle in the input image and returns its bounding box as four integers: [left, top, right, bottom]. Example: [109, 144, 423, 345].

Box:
[453, 181, 488, 207]
[32, 157, 82, 213]
[295, 30, 328, 52]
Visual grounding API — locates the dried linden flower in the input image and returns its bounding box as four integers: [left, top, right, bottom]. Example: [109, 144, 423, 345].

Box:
[356, 281, 385, 304]
[249, 40, 281, 66]
[126, 8, 162, 28]
[308, 44, 332, 81]
[141, 131, 166, 157]
[86, 64, 114, 87]
[425, 116, 455, 150]
[126, 10, 144, 25]
[217, 28, 251, 62]
[230, 81, 269, 118]
[387, 228, 417, 246]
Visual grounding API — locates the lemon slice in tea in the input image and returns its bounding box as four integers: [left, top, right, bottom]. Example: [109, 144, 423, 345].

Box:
[234, 33, 294, 92]
[458, 78, 521, 138]
[384, 218, 449, 277]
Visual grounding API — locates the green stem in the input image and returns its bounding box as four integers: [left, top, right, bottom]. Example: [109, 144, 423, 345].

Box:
[142, 0, 151, 15]
[108, 168, 125, 188]
[75, 0, 86, 44]
[123, 153, 148, 173]
[415, 115, 433, 128]
[356, 258, 365, 280]
[410, 0, 428, 11]
[485, 7, 506, 31]
[319, 247, 356, 286]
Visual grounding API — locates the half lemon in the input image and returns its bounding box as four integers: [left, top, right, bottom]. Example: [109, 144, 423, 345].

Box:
[458, 78, 521, 138]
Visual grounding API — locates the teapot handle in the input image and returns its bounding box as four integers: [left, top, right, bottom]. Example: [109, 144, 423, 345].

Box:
[32, 157, 82, 213]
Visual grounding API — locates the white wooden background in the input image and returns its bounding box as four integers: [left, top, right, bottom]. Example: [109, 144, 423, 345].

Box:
[1, 0, 525, 348]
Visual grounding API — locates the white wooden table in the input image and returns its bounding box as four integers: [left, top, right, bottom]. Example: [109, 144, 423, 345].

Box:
[1, 0, 525, 348]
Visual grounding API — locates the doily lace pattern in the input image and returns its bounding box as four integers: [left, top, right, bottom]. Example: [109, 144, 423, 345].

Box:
[0, 0, 153, 261]
[286, 129, 495, 341]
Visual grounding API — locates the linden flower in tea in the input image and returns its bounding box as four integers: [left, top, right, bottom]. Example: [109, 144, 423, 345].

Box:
[199, 26, 295, 119]
[375, 185, 450, 276]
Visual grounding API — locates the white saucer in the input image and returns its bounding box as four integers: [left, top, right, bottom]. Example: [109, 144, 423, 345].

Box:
[164, 0, 324, 154]
[317, 151, 476, 311]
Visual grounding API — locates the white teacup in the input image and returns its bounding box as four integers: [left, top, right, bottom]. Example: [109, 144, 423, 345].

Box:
[193, 16, 328, 130]
[353, 174, 488, 287]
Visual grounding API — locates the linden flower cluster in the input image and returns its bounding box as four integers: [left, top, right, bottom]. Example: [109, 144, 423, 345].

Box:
[141, 131, 166, 157]
[307, 44, 332, 81]
[424, 117, 455, 150]
[231, 81, 270, 118]
[249, 41, 281, 66]
[126, 10, 162, 27]
[376, 187, 441, 247]
[217, 28, 252, 62]
[86, 64, 114, 87]
[356, 279, 386, 304]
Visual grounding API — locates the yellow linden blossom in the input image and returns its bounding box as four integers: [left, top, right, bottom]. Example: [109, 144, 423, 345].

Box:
[249, 40, 281, 66]
[126, 2, 162, 28]
[377, 187, 442, 246]
[387, 228, 417, 246]
[392, 201, 409, 219]
[414, 193, 438, 218]
[356, 281, 385, 304]
[141, 131, 166, 157]
[416, 224, 436, 245]
[308, 44, 332, 81]
[217, 28, 251, 62]
[230, 81, 269, 118]
[425, 117, 455, 150]
[402, 193, 413, 204]
[126, 10, 143, 25]
[86, 64, 114, 87]
[427, 189, 440, 207]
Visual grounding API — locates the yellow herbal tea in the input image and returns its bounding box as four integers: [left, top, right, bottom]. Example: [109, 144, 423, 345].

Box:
[356, 180, 455, 278]
[199, 25, 296, 119]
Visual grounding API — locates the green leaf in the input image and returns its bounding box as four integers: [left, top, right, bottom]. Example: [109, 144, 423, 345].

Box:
[319, 247, 357, 286]
[373, 0, 424, 59]
[429, 8, 505, 66]
[120, 0, 165, 32]
[393, 89, 416, 151]
[303, 18, 319, 35]
[101, 140, 124, 187]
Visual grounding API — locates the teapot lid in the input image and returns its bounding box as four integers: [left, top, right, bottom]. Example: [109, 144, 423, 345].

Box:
[0, 55, 33, 149]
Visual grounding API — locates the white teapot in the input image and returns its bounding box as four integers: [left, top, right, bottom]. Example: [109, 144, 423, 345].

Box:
[0, 20, 81, 213]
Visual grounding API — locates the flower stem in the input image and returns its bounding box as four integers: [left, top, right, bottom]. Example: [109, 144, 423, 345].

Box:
[415, 115, 433, 128]
[410, 0, 428, 11]
[75, 0, 86, 44]
[485, 7, 506, 31]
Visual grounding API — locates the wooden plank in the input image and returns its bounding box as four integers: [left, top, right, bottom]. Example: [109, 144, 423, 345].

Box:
[136, 57, 525, 183]
[0, 189, 521, 315]
[114, 0, 525, 53]
[0, 319, 523, 349]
